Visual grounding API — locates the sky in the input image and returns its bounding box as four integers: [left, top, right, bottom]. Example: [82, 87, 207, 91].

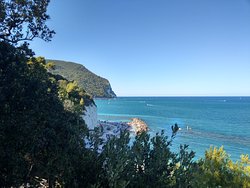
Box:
[30, 0, 250, 96]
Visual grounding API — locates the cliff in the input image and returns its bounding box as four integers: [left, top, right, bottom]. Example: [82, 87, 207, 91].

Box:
[46, 59, 116, 98]
[82, 104, 98, 129]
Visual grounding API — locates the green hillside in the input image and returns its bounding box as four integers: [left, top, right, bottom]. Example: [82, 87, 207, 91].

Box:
[46, 59, 116, 98]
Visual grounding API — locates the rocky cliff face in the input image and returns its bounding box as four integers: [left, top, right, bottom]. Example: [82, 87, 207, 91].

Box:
[82, 104, 98, 129]
[47, 59, 116, 98]
[104, 84, 116, 98]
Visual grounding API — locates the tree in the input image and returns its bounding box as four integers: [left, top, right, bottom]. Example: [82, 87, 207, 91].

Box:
[0, 0, 55, 44]
[0, 0, 90, 186]
[192, 146, 250, 188]
[0, 42, 88, 186]
[90, 125, 198, 188]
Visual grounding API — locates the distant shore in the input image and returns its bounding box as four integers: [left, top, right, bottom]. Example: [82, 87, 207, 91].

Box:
[98, 118, 148, 141]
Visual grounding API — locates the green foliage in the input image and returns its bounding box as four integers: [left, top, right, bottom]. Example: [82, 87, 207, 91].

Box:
[125, 129, 197, 188]
[57, 79, 94, 114]
[79, 126, 249, 188]
[45, 61, 56, 70]
[192, 146, 250, 188]
[82, 127, 197, 188]
[0, 42, 87, 187]
[173, 145, 197, 187]
[101, 131, 132, 188]
[46, 59, 117, 98]
[0, 0, 55, 44]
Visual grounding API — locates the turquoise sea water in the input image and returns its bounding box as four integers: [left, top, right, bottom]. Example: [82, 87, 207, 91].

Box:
[95, 97, 250, 161]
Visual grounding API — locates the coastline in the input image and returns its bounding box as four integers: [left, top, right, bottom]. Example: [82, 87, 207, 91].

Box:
[95, 97, 250, 162]
[97, 118, 148, 141]
[99, 118, 148, 134]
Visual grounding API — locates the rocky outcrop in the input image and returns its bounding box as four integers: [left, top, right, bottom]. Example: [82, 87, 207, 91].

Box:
[97, 118, 149, 138]
[104, 85, 116, 98]
[82, 104, 98, 129]
[127, 118, 149, 134]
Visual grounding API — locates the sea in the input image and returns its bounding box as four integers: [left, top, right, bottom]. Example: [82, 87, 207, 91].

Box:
[95, 97, 250, 161]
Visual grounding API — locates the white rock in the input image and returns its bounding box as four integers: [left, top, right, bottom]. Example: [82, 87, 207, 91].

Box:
[82, 104, 98, 129]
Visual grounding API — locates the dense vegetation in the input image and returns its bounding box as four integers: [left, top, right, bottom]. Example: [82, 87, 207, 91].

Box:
[0, 0, 249, 187]
[47, 59, 116, 98]
[0, 42, 87, 186]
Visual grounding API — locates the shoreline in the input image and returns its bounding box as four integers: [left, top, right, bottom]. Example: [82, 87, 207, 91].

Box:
[97, 118, 148, 141]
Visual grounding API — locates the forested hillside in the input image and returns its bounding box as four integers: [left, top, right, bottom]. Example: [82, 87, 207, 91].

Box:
[47, 59, 116, 98]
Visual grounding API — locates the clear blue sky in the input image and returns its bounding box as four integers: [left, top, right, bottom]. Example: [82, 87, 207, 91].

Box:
[30, 0, 250, 96]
